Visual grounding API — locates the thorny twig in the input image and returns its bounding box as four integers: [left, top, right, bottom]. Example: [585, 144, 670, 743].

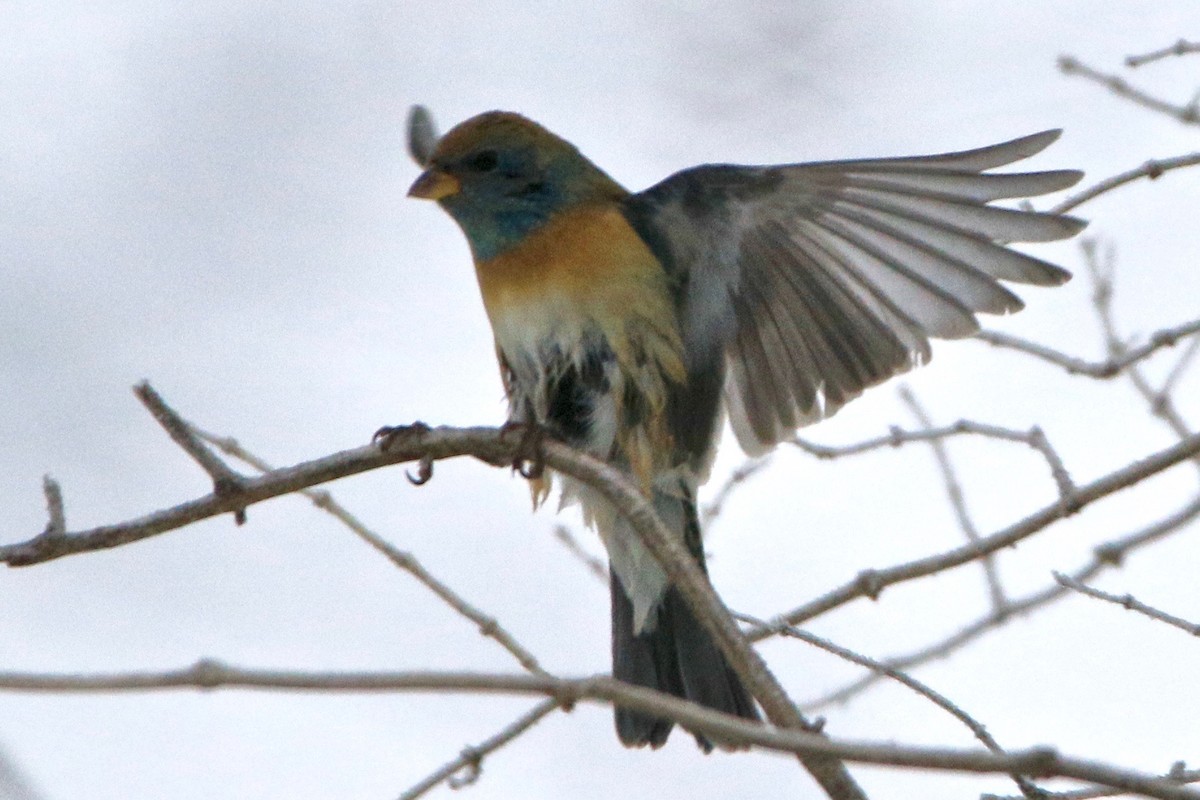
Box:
[701, 456, 773, 526]
[975, 317, 1200, 380]
[748, 428, 1200, 634]
[134, 382, 250, 523]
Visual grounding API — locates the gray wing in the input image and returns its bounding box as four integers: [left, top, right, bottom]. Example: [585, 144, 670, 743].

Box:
[623, 130, 1085, 456]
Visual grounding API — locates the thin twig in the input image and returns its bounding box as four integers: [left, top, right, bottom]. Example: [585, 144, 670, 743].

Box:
[551, 524, 607, 583]
[1126, 40, 1200, 68]
[4, 387, 865, 800]
[192, 426, 546, 676]
[701, 456, 773, 526]
[738, 614, 1044, 799]
[0, 663, 1195, 799]
[1059, 55, 1200, 125]
[897, 387, 1007, 613]
[1051, 153, 1200, 215]
[1054, 573, 1200, 636]
[986, 762, 1199, 800]
[791, 418, 1075, 498]
[398, 698, 560, 800]
[801, 492, 1200, 710]
[975, 318, 1200, 380]
[41, 476, 64, 537]
[751, 429, 1200, 633]
[1160, 336, 1200, 399]
[1083, 240, 1199, 450]
[132, 382, 249, 522]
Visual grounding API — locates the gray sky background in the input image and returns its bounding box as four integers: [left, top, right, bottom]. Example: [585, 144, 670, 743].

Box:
[3, 3, 1200, 799]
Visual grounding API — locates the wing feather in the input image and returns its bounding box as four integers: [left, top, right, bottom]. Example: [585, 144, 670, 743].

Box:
[622, 129, 1084, 456]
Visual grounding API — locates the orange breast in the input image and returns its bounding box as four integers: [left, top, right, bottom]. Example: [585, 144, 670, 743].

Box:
[474, 203, 684, 377]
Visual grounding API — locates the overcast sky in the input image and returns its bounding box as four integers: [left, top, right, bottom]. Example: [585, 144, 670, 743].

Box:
[3, 3, 1200, 799]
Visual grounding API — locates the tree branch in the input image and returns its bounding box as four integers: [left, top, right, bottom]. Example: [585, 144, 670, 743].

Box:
[0, 662, 1194, 800]
[975, 318, 1200, 380]
[1053, 573, 1200, 636]
[801, 492, 1200, 710]
[399, 698, 560, 800]
[739, 614, 1045, 799]
[191, 425, 546, 676]
[1050, 153, 1200, 215]
[898, 387, 1008, 612]
[1126, 39, 1200, 68]
[756, 429, 1200, 632]
[3, 385, 865, 800]
[1058, 55, 1200, 125]
[791, 415, 1074, 499]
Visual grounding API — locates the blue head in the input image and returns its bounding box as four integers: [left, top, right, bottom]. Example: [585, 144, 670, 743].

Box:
[408, 112, 626, 262]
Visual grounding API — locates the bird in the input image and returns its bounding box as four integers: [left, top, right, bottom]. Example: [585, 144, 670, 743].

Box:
[405, 107, 1084, 750]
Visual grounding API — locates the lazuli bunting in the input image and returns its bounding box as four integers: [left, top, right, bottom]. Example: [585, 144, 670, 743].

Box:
[407, 109, 1083, 749]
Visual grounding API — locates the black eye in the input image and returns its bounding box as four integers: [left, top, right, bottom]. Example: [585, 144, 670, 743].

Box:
[466, 150, 498, 172]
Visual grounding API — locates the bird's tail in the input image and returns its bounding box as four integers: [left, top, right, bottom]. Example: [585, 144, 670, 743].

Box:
[609, 496, 759, 750]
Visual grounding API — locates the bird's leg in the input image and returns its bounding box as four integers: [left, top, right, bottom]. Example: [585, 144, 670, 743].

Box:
[500, 420, 550, 480]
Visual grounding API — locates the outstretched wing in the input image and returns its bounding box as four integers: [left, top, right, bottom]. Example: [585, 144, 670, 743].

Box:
[623, 130, 1085, 456]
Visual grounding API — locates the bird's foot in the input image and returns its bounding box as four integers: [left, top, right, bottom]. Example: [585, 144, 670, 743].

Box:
[372, 421, 432, 451]
[501, 421, 549, 480]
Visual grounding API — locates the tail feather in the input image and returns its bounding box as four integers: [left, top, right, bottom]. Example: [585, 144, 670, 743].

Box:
[611, 569, 679, 748]
[610, 575, 760, 750]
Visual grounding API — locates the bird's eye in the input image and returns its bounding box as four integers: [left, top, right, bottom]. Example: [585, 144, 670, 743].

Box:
[466, 150, 499, 172]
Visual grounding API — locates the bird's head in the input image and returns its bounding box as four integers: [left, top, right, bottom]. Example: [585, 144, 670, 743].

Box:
[408, 111, 625, 261]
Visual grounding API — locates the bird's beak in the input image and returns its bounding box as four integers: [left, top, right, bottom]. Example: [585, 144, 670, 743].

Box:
[407, 168, 460, 200]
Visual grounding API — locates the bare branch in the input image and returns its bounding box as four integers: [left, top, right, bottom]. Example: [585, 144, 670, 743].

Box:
[755, 429, 1200, 632]
[1054, 573, 1200, 636]
[551, 524, 607, 583]
[1050, 153, 1200, 215]
[792, 416, 1074, 498]
[4, 386, 864, 799]
[1160, 336, 1200, 399]
[802, 493, 1200, 710]
[739, 614, 1044, 799]
[0, 663, 1194, 799]
[1059, 55, 1200, 125]
[975, 318, 1200, 380]
[897, 387, 1007, 612]
[189, 425, 546, 675]
[986, 762, 1200, 800]
[399, 698, 560, 800]
[40, 476, 64, 537]
[133, 382, 249, 522]
[0, 743, 47, 800]
[1083, 240, 1199, 448]
[1126, 40, 1200, 68]
[701, 455, 773, 526]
